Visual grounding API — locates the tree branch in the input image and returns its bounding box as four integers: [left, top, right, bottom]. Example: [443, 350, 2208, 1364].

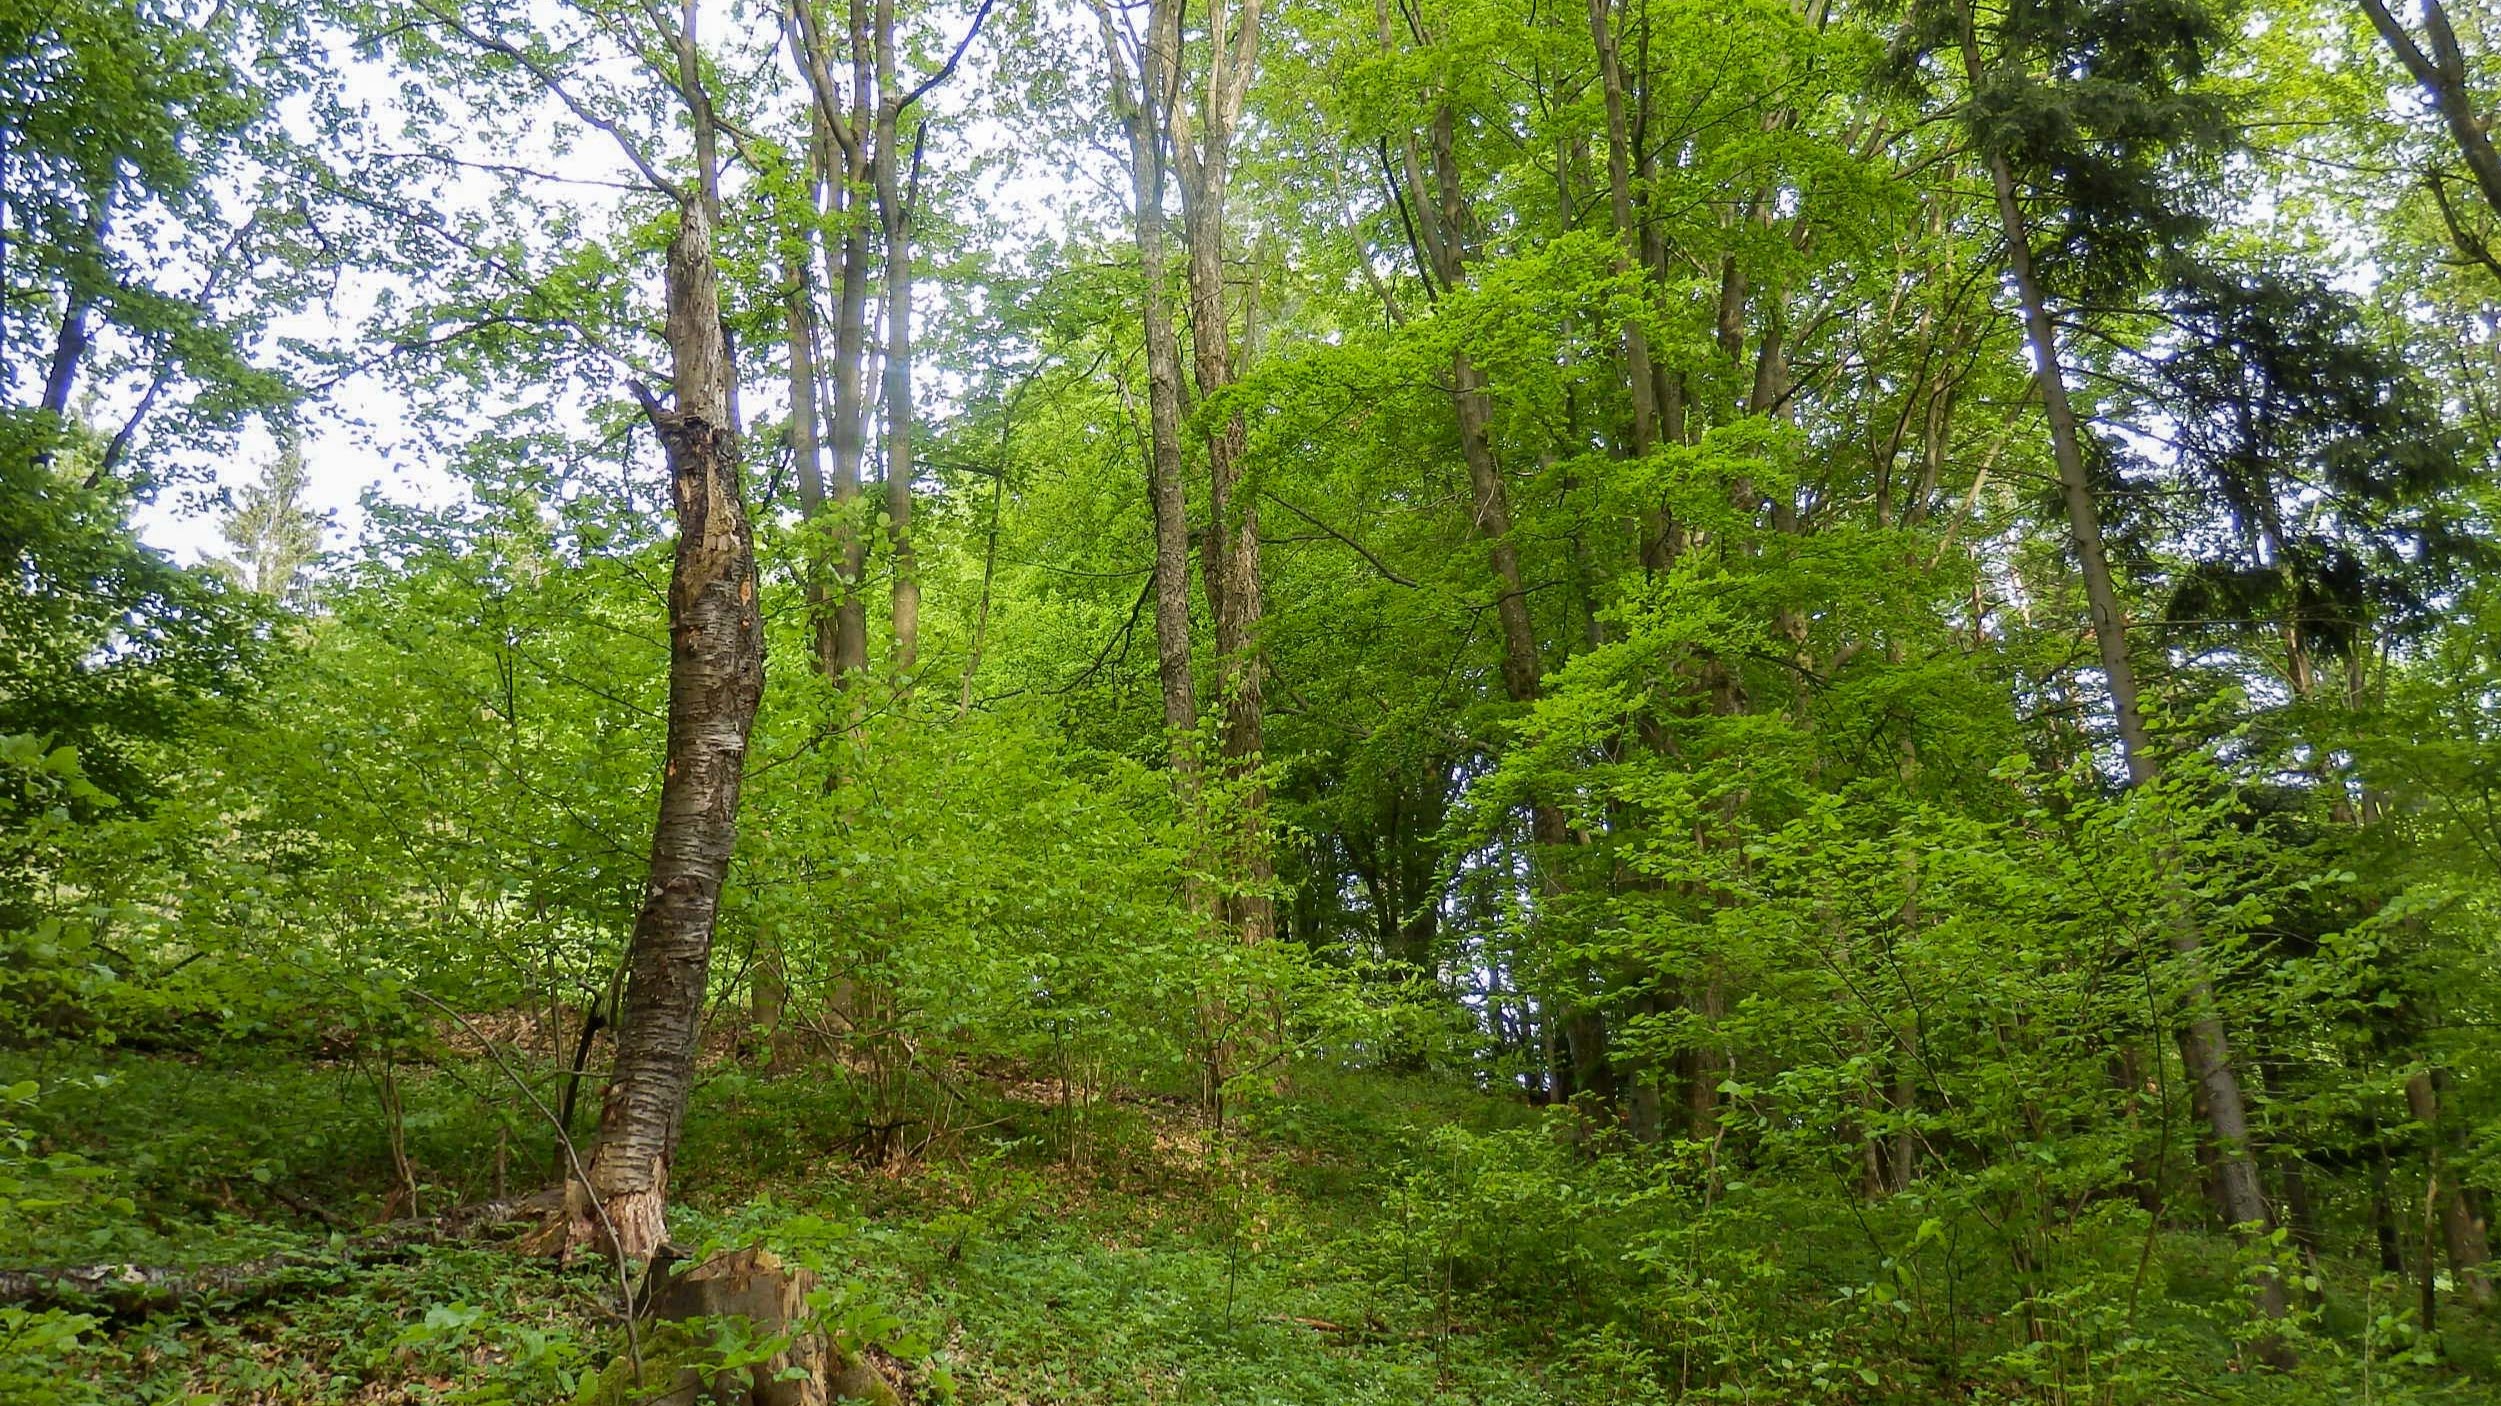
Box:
[418, 2, 687, 203]
[1261, 489, 1419, 587]
[901, 0, 1001, 112]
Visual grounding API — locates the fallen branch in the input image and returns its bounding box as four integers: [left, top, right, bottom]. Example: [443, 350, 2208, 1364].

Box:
[0, 1192, 557, 1318]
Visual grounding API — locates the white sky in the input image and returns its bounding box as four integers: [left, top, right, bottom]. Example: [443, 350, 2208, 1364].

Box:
[131, 0, 1075, 570]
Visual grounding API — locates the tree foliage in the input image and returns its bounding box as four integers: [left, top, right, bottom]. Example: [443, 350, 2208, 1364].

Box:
[5, 0, 2501, 1399]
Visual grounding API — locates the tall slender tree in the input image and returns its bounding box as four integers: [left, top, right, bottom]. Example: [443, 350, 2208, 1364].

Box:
[1897, 0, 2292, 1346]
[1091, 0, 1203, 791]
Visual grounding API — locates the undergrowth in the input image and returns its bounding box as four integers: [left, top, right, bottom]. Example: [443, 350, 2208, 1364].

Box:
[5, 1050, 2497, 1404]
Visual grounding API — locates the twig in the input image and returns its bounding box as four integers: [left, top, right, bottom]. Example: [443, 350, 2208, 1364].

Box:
[402, 988, 642, 1382]
[1260, 489, 1418, 586]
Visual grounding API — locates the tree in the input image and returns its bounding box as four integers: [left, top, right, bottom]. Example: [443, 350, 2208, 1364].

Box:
[786, 0, 997, 686]
[388, 0, 768, 1259]
[567, 199, 763, 1259]
[1893, 0, 2289, 1342]
[2357, 0, 2501, 279]
[1090, 0, 1204, 797]
[1090, 0, 1276, 980]
[1, 0, 296, 472]
[0, 441, 258, 814]
[213, 437, 323, 607]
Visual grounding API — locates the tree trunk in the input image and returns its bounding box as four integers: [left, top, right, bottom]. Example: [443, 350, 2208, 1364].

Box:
[567, 204, 765, 1260]
[2374, 1139, 2407, 1275]
[874, 0, 920, 681]
[1409, 115, 1541, 706]
[1588, 0, 1661, 468]
[827, 114, 873, 680]
[2407, 1069, 2497, 1308]
[1176, 0, 1271, 951]
[1395, 56, 1598, 1111]
[597, 1247, 902, 1406]
[785, 139, 838, 680]
[37, 182, 115, 424]
[2358, 0, 2501, 242]
[1959, 14, 2290, 1350]
[1096, 0, 1202, 790]
[787, 0, 874, 682]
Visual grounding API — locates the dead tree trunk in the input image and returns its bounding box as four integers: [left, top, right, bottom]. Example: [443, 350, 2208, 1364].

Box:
[588, 1247, 902, 1406]
[566, 204, 765, 1260]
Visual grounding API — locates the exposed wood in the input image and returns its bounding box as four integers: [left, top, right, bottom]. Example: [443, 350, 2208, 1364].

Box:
[569, 198, 765, 1261]
[583, 1247, 903, 1406]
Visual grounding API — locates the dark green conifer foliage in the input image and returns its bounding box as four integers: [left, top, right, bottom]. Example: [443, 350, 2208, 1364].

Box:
[2139, 263, 2481, 667]
[1889, 0, 2232, 300]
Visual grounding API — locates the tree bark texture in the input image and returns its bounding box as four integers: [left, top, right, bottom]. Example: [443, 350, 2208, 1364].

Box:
[785, 149, 840, 682]
[874, 0, 921, 680]
[786, 0, 886, 684]
[1176, 0, 1273, 949]
[571, 205, 764, 1260]
[826, 95, 875, 680]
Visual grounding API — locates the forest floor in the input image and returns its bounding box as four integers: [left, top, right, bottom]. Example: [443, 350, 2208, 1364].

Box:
[9, 1040, 2501, 1404]
[7, 1045, 1585, 1404]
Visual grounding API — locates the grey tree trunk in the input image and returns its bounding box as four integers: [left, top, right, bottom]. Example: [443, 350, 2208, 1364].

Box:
[786, 256, 837, 683]
[873, 0, 920, 681]
[786, 0, 876, 683]
[1094, 0, 1203, 791]
[1388, 32, 1591, 1104]
[827, 52, 875, 681]
[1967, 37, 2292, 1342]
[38, 184, 115, 421]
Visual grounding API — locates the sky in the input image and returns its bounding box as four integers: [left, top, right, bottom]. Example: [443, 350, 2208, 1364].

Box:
[128, 1, 1073, 575]
[132, 16, 638, 568]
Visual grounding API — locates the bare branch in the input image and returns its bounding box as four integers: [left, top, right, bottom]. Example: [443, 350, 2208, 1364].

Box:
[900, 0, 1001, 113]
[417, 2, 687, 203]
[1261, 489, 1419, 587]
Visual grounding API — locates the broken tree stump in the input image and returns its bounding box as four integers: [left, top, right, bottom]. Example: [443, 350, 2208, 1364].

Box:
[584, 1246, 903, 1406]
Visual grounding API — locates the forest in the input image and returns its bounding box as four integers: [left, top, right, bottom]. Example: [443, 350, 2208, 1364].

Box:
[5, 0, 2501, 1399]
